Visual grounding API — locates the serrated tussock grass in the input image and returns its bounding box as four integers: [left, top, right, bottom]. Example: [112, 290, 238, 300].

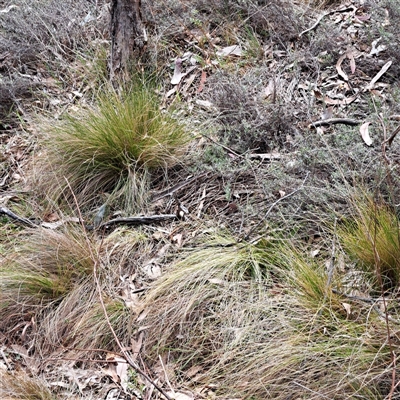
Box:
[0, 226, 94, 304]
[140, 233, 397, 399]
[39, 287, 132, 355]
[0, 370, 55, 400]
[0, 225, 144, 357]
[338, 194, 400, 291]
[43, 81, 189, 212]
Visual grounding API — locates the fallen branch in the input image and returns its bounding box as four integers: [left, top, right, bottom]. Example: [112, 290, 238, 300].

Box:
[99, 214, 178, 230]
[309, 118, 362, 129]
[0, 205, 178, 231]
[0, 206, 38, 227]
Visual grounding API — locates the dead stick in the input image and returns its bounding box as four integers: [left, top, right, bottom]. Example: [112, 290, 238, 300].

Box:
[201, 133, 244, 158]
[309, 118, 362, 129]
[0, 206, 38, 227]
[99, 214, 178, 229]
[383, 125, 400, 147]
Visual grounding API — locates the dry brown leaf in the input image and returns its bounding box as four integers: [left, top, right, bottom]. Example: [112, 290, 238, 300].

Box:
[310, 249, 320, 258]
[208, 278, 226, 285]
[171, 58, 183, 85]
[167, 391, 194, 400]
[172, 233, 183, 247]
[131, 332, 144, 362]
[348, 52, 356, 74]
[342, 302, 352, 317]
[182, 72, 198, 95]
[216, 45, 242, 57]
[43, 211, 60, 222]
[336, 54, 348, 81]
[321, 106, 333, 120]
[364, 60, 392, 91]
[360, 122, 372, 146]
[262, 79, 275, 99]
[195, 99, 215, 109]
[165, 86, 177, 98]
[143, 263, 162, 280]
[104, 354, 129, 391]
[185, 365, 203, 378]
[314, 89, 357, 105]
[197, 70, 207, 93]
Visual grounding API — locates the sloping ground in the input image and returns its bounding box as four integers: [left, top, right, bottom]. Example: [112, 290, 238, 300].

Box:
[1, 0, 400, 399]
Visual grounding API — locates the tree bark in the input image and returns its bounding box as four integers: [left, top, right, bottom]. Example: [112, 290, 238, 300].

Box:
[109, 0, 145, 80]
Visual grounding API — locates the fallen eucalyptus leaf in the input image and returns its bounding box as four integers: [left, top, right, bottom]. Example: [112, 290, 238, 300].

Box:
[216, 45, 242, 57]
[360, 122, 372, 146]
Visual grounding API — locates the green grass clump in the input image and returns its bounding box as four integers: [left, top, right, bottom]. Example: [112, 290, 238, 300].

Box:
[0, 226, 95, 331]
[45, 81, 188, 211]
[0, 370, 55, 400]
[338, 196, 400, 291]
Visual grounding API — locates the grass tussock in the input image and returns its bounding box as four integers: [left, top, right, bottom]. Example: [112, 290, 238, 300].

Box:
[41, 81, 189, 211]
[141, 233, 272, 359]
[38, 284, 132, 355]
[0, 370, 54, 400]
[0, 225, 144, 358]
[338, 195, 400, 291]
[140, 234, 397, 398]
[0, 226, 94, 314]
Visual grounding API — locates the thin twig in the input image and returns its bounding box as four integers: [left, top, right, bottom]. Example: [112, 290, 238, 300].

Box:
[243, 172, 309, 241]
[0, 348, 12, 371]
[159, 355, 175, 395]
[201, 133, 244, 159]
[299, 12, 329, 37]
[383, 125, 400, 147]
[65, 178, 172, 400]
[292, 381, 331, 399]
[299, 6, 355, 37]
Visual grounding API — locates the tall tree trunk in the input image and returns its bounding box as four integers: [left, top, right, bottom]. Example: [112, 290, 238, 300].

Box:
[109, 0, 145, 80]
